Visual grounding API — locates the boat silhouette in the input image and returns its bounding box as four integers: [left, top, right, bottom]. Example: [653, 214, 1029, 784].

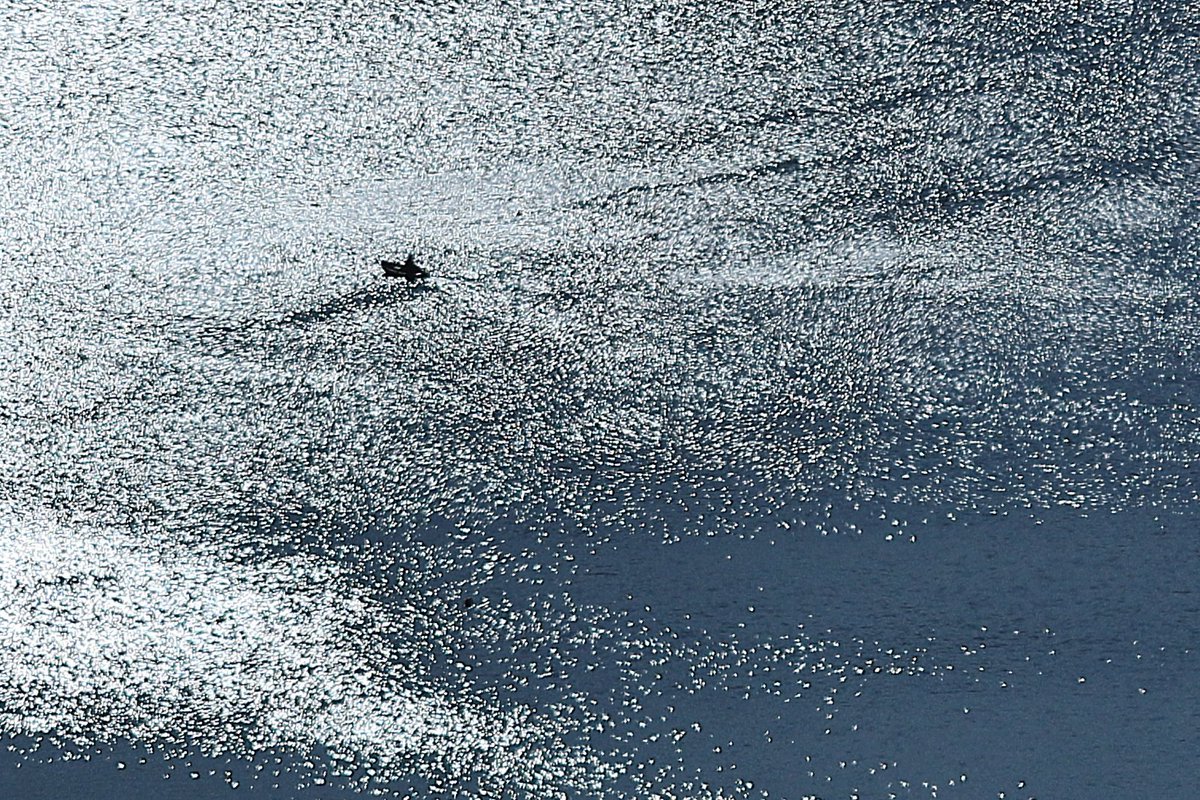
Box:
[381, 254, 428, 283]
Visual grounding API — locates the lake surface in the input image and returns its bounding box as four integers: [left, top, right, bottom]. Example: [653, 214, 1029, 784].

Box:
[1, 1, 1197, 798]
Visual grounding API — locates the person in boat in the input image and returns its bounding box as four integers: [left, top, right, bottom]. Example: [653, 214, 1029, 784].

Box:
[381, 254, 428, 283]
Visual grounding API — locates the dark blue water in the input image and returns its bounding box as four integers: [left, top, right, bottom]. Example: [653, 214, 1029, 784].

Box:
[1, 1, 1197, 798]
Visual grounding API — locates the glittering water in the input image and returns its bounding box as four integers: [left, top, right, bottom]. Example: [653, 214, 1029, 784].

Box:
[2, 1, 1198, 799]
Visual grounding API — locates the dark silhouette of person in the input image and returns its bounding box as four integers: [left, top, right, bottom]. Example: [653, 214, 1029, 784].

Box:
[381, 254, 428, 283]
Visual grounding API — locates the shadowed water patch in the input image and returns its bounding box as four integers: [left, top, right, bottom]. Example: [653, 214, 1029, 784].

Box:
[0, 508, 633, 798]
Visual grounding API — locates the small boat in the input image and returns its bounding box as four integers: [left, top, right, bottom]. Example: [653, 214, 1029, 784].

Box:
[381, 254, 428, 283]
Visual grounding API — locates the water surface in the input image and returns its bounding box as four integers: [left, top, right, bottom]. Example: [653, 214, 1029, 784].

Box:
[1, 1, 1198, 798]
